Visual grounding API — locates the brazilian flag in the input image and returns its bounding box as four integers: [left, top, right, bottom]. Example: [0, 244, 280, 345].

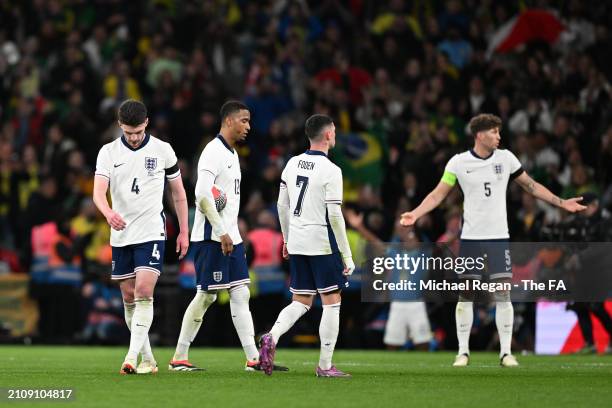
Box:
[330, 126, 388, 188]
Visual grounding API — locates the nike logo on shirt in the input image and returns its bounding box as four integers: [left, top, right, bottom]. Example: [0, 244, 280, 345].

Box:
[114, 163, 125, 168]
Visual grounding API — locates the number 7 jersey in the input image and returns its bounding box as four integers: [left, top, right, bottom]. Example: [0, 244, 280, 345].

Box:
[95, 134, 180, 247]
[279, 150, 343, 256]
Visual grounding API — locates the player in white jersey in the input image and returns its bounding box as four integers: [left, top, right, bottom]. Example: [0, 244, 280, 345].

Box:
[258, 114, 355, 377]
[93, 100, 189, 374]
[169, 101, 286, 373]
[399, 113, 586, 367]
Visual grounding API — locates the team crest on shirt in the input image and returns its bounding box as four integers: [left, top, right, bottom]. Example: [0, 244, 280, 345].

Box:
[493, 163, 503, 179]
[213, 271, 223, 282]
[145, 157, 157, 175]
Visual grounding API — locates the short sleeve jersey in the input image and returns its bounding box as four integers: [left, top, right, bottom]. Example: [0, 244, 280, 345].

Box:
[280, 150, 343, 255]
[442, 149, 523, 239]
[191, 135, 242, 244]
[95, 134, 180, 247]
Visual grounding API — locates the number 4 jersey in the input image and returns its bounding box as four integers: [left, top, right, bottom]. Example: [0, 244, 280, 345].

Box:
[95, 134, 180, 247]
[279, 150, 343, 256]
[442, 149, 524, 240]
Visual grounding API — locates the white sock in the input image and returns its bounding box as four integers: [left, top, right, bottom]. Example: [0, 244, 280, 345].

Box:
[173, 291, 217, 361]
[229, 285, 259, 361]
[456, 301, 473, 355]
[270, 301, 310, 344]
[125, 298, 154, 363]
[319, 302, 340, 370]
[496, 301, 514, 357]
[124, 302, 155, 362]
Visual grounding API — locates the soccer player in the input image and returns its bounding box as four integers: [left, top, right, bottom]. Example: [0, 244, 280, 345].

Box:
[169, 101, 286, 372]
[93, 99, 189, 374]
[258, 114, 355, 377]
[383, 226, 433, 350]
[344, 211, 432, 350]
[399, 113, 586, 367]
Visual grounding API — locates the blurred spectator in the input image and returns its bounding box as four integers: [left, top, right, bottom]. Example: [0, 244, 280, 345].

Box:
[561, 164, 600, 198]
[35, 216, 82, 343]
[11, 96, 47, 152]
[314, 51, 372, 107]
[248, 210, 286, 331]
[70, 198, 111, 270]
[438, 25, 472, 70]
[41, 124, 76, 176]
[102, 60, 142, 110]
[0, 139, 18, 247]
[0, 245, 22, 274]
[436, 207, 462, 255]
[81, 276, 127, 344]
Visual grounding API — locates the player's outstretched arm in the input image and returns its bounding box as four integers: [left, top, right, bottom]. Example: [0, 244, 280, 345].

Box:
[93, 175, 126, 231]
[195, 169, 232, 255]
[168, 177, 189, 259]
[400, 180, 454, 227]
[277, 180, 290, 260]
[514, 172, 587, 213]
[345, 209, 386, 255]
[327, 203, 355, 276]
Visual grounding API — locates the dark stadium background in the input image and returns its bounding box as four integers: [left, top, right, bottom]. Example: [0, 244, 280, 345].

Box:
[0, 0, 611, 353]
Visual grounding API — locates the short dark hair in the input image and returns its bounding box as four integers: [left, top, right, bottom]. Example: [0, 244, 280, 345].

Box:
[118, 100, 147, 126]
[305, 114, 334, 141]
[220, 101, 249, 121]
[469, 113, 502, 136]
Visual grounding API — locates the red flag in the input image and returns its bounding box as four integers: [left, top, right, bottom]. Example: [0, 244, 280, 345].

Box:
[487, 9, 565, 57]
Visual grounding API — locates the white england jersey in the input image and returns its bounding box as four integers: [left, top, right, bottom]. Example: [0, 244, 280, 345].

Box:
[280, 150, 343, 255]
[442, 149, 523, 239]
[191, 135, 242, 244]
[95, 134, 180, 247]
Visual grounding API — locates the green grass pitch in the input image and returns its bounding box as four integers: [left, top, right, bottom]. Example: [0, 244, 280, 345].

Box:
[0, 346, 610, 408]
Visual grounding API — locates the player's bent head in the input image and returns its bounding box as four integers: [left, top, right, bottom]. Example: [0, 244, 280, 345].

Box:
[220, 100, 249, 122]
[118, 99, 147, 127]
[305, 114, 334, 142]
[469, 113, 502, 139]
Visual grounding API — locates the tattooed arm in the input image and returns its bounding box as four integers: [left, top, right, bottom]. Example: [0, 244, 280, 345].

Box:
[514, 172, 586, 213]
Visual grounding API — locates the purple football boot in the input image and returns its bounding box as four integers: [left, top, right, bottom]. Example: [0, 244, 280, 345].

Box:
[258, 333, 276, 376]
[315, 365, 352, 378]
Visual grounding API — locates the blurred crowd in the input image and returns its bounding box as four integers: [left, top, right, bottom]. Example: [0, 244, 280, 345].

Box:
[0, 0, 611, 350]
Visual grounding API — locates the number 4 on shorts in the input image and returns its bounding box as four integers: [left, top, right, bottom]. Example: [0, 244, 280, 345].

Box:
[152, 243, 160, 260]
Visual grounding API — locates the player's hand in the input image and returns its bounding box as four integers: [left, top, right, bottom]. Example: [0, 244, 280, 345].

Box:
[345, 209, 363, 229]
[282, 242, 289, 260]
[220, 233, 234, 256]
[176, 230, 189, 260]
[343, 257, 355, 276]
[561, 197, 587, 213]
[399, 211, 417, 227]
[105, 210, 126, 231]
